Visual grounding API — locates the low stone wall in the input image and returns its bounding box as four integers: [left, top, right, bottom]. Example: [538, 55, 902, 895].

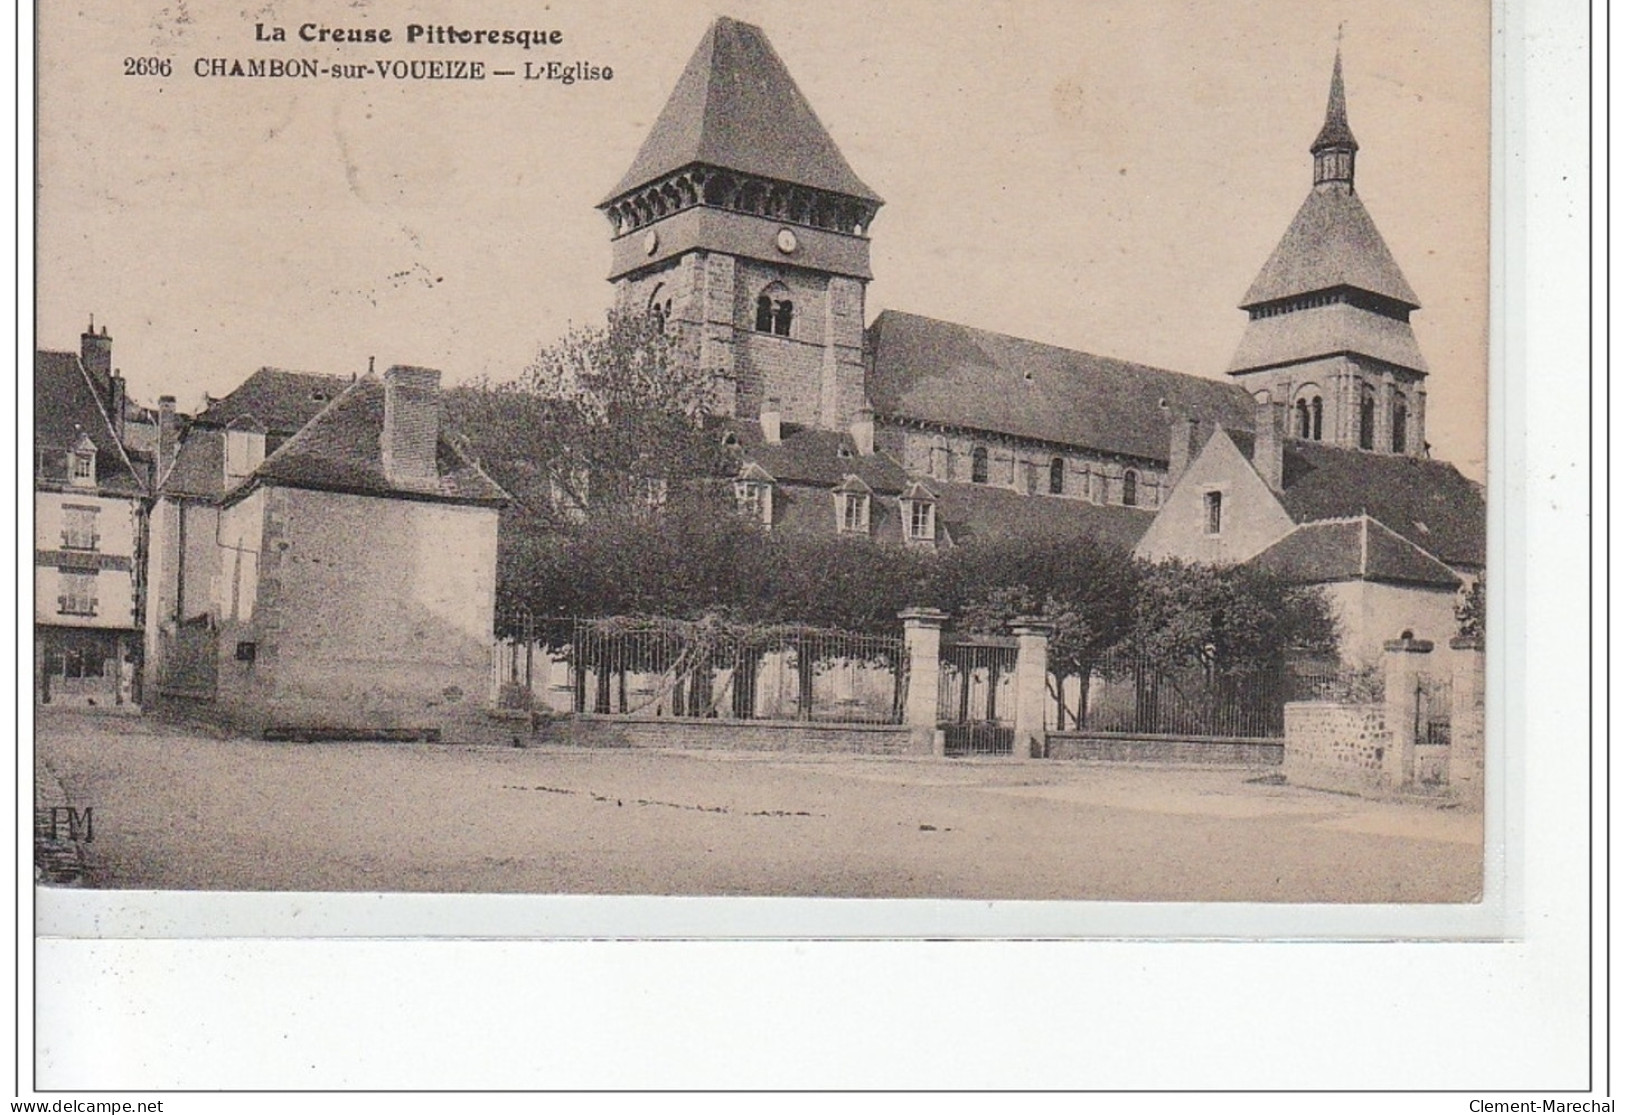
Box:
[547, 715, 922, 756]
[1282, 702, 1391, 794]
[1047, 733, 1282, 766]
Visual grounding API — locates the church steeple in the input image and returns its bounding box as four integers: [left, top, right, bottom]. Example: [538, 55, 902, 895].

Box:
[1311, 50, 1358, 192]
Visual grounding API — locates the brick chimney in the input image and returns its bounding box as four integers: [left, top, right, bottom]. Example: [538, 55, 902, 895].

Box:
[157, 396, 179, 480]
[759, 396, 782, 445]
[80, 317, 112, 393]
[381, 365, 442, 484]
[1253, 399, 1285, 493]
[1168, 416, 1201, 485]
[849, 405, 875, 456]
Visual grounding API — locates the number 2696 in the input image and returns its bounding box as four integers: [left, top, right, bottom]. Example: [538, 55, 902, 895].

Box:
[124, 57, 172, 77]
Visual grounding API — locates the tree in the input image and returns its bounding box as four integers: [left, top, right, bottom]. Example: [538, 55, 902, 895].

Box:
[1455, 575, 1485, 641]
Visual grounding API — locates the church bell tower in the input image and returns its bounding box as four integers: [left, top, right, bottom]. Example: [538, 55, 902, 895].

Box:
[599, 18, 882, 432]
[1227, 50, 1429, 457]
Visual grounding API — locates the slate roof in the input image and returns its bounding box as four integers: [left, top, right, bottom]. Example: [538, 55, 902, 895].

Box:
[1250, 517, 1463, 589]
[34, 350, 145, 496]
[604, 17, 881, 204]
[1240, 188, 1419, 309]
[729, 421, 911, 494]
[1311, 51, 1359, 153]
[933, 482, 1153, 552]
[196, 368, 352, 434]
[228, 377, 508, 507]
[867, 311, 1257, 463]
[159, 428, 226, 499]
[1220, 433, 1485, 570]
[1226, 301, 1428, 374]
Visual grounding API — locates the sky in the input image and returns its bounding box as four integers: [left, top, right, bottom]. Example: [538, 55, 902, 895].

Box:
[35, 0, 1490, 479]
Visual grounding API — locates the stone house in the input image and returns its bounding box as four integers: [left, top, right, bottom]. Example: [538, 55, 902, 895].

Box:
[33, 336, 149, 707]
[152, 365, 507, 736]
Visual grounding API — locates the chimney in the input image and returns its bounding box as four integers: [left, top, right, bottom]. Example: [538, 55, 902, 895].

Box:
[80, 318, 112, 393]
[1168, 416, 1200, 485]
[381, 365, 442, 484]
[157, 396, 178, 480]
[849, 405, 875, 456]
[759, 397, 782, 445]
[1253, 399, 1285, 492]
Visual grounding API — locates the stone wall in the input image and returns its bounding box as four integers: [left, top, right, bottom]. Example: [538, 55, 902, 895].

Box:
[1048, 733, 1282, 765]
[1281, 701, 1391, 794]
[552, 715, 919, 756]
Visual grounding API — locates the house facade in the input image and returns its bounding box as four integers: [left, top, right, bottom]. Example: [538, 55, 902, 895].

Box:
[149, 365, 507, 736]
[33, 339, 148, 708]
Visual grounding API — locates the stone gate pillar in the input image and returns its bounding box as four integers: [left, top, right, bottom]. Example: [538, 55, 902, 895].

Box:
[1382, 634, 1434, 789]
[1009, 618, 1054, 760]
[1448, 636, 1486, 807]
[899, 608, 948, 756]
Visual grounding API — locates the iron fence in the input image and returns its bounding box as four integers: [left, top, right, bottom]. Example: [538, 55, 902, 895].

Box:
[1075, 647, 1289, 739]
[936, 636, 1018, 756]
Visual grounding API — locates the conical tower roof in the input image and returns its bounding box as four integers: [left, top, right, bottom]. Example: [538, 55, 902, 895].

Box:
[1311, 49, 1359, 152]
[1241, 188, 1419, 309]
[603, 17, 881, 205]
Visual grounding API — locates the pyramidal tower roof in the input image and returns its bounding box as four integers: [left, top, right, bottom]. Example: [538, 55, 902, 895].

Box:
[603, 17, 881, 206]
[1240, 52, 1418, 310]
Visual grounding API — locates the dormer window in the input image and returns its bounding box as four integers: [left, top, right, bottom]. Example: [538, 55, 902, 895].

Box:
[734, 463, 775, 527]
[1122, 469, 1139, 508]
[68, 431, 96, 489]
[833, 475, 872, 535]
[898, 481, 938, 545]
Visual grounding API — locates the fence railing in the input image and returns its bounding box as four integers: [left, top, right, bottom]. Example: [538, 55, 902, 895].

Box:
[1067, 647, 1290, 739]
[494, 613, 907, 725]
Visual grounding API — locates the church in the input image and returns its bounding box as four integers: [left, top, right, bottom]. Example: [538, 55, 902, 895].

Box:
[597, 17, 1483, 656]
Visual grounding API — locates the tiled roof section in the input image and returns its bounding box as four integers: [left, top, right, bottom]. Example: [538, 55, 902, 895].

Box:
[729, 420, 911, 494]
[242, 377, 508, 506]
[34, 350, 145, 495]
[1226, 302, 1428, 374]
[604, 17, 881, 204]
[934, 482, 1153, 552]
[160, 427, 226, 499]
[196, 368, 353, 434]
[1251, 517, 1463, 589]
[1268, 441, 1485, 568]
[1241, 189, 1419, 309]
[867, 311, 1257, 462]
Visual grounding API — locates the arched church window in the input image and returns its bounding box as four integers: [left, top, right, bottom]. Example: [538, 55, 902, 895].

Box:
[1295, 399, 1311, 439]
[755, 294, 774, 333]
[971, 446, 989, 485]
[773, 300, 793, 337]
[756, 283, 793, 337]
[1311, 396, 1324, 441]
[1049, 456, 1065, 495]
[1392, 400, 1409, 453]
[1359, 387, 1376, 450]
[1122, 469, 1138, 508]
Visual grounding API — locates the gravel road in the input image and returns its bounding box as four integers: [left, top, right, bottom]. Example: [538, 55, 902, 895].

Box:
[36, 710, 1483, 901]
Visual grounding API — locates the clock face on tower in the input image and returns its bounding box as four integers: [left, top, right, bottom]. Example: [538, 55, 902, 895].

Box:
[775, 228, 798, 254]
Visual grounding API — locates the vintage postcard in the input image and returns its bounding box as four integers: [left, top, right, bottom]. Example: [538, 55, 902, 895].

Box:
[31, 0, 1497, 929]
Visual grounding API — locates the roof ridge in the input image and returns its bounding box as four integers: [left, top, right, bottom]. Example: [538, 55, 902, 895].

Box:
[68, 350, 146, 494]
[1360, 513, 1460, 578]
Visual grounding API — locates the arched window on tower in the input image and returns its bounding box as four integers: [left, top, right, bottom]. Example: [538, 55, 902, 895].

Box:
[755, 283, 793, 337]
[1311, 396, 1324, 441]
[1295, 399, 1311, 439]
[1359, 386, 1376, 450]
[1392, 399, 1409, 453]
[971, 446, 989, 485]
[1049, 456, 1065, 495]
[1122, 469, 1139, 508]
